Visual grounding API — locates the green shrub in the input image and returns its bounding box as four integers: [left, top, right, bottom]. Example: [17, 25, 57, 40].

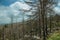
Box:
[47, 32, 60, 40]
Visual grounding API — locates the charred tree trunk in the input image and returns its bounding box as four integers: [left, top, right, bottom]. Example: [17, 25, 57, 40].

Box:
[40, 0, 48, 40]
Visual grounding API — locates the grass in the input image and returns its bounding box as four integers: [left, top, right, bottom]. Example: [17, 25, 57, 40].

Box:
[47, 31, 60, 40]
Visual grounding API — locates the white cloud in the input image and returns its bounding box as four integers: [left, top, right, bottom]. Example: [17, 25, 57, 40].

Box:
[58, 3, 60, 6]
[53, 2, 60, 14]
[0, 1, 32, 24]
[53, 7, 60, 13]
[10, 1, 31, 11]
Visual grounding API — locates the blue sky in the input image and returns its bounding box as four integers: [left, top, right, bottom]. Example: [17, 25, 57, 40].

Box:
[0, 0, 17, 6]
[0, 0, 60, 24]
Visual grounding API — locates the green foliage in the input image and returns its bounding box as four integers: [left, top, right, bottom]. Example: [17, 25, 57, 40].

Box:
[47, 32, 60, 40]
